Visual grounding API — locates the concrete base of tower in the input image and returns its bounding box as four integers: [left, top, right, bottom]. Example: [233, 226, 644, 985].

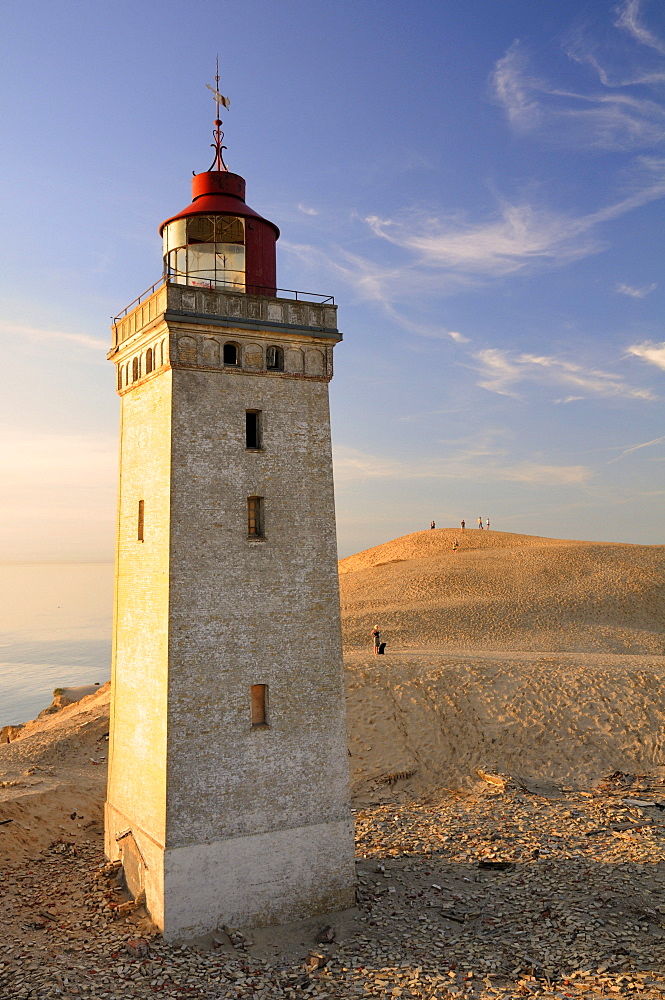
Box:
[161, 819, 356, 941]
[105, 804, 356, 941]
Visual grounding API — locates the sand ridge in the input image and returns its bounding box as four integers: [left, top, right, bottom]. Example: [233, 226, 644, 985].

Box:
[340, 529, 665, 654]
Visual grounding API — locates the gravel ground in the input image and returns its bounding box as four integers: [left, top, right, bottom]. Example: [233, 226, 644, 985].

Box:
[2, 773, 665, 1000]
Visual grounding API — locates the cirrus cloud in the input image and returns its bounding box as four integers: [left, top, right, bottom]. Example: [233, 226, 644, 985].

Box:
[628, 339, 665, 370]
[332, 444, 591, 487]
[0, 320, 104, 352]
[492, 3, 665, 150]
[473, 348, 656, 401]
[616, 281, 657, 297]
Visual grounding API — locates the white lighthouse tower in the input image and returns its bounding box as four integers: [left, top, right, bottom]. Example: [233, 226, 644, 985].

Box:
[104, 91, 355, 940]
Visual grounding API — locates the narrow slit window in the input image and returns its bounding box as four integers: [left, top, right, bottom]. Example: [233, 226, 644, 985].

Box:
[137, 500, 145, 542]
[132, 357, 139, 382]
[146, 348, 153, 374]
[223, 342, 238, 365]
[251, 684, 268, 727]
[247, 496, 264, 537]
[246, 410, 262, 449]
[266, 345, 283, 371]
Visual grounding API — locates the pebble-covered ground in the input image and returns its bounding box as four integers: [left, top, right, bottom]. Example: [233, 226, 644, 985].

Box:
[2, 773, 664, 1000]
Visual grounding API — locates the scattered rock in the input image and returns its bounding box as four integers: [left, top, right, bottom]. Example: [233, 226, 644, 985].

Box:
[304, 950, 327, 971]
[125, 938, 150, 958]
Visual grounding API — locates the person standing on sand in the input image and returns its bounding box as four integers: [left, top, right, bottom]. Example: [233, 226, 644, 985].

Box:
[478, 516, 483, 529]
[486, 518, 490, 530]
[371, 625, 381, 654]
[460, 519, 465, 530]
[430, 520, 435, 530]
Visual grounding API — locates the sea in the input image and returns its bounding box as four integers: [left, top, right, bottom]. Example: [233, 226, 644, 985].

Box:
[0, 563, 114, 727]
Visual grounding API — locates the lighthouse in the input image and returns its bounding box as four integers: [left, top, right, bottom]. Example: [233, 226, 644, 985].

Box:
[104, 89, 355, 940]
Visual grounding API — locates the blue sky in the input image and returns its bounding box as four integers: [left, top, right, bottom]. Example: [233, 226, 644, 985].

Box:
[0, 0, 663, 560]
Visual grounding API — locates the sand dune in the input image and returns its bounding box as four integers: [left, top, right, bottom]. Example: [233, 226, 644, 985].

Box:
[340, 529, 665, 800]
[345, 648, 665, 800]
[340, 529, 665, 654]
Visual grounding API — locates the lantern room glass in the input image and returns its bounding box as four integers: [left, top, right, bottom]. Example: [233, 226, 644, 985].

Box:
[163, 215, 246, 292]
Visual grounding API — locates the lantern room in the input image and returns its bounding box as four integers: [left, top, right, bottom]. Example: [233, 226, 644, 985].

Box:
[159, 169, 280, 297]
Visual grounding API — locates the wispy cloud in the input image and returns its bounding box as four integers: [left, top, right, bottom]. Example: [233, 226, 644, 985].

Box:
[473, 348, 656, 400]
[358, 156, 665, 287]
[333, 444, 591, 487]
[282, 239, 472, 306]
[0, 320, 104, 351]
[616, 0, 665, 56]
[365, 201, 602, 278]
[492, 4, 665, 150]
[491, 42, 544, 130]
[607, 434, 665, 463]
[297, 203, 318, 216]
[616, 281, 657, 297]
[628, 339, 665, 370]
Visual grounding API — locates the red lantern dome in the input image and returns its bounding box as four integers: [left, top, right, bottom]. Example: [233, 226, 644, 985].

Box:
[160, 169, 279, 297]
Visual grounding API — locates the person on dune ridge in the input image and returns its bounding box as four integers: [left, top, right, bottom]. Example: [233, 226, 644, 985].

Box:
[371, 624, 381, 654]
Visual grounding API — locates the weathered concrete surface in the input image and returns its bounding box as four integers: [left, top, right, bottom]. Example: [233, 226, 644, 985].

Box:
[105, 370, 172, 864]
[105, 286, 354, 938]
[162, 819, 355, 941]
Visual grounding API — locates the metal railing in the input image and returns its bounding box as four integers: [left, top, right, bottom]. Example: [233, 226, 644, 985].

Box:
[112, 279, 165, 324]
[113, 275, 335, 324]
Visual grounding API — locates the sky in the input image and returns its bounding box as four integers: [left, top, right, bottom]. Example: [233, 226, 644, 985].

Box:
[0, 0, 664, 561]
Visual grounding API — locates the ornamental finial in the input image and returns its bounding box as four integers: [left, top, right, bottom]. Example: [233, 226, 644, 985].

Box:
[205, 56, 230, 171]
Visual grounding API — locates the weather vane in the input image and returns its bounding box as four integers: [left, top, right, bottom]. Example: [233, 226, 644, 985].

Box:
[206, 56, 230, 171]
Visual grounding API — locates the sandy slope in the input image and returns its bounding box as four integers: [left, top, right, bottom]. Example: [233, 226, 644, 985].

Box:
[340, 529, 665, 801]
[340, 529, 665, 653]
[345, 649, 665, 801]
[1, 529, 664, 857]
[0, 683, 109, 863]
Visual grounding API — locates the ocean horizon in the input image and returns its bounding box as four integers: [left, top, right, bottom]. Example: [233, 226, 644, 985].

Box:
[0, 563, 113, 726]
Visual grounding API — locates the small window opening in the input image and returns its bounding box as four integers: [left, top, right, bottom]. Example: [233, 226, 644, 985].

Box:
[223, 343, 238, 365]
[137, 500, 145, 542]
[247, 496, 264, 537]
[146, 348, 153, 374]
[117, 367, 123, 391]
[266, 345, 283, 371]
[251, 684, 268, 728]
[132, 357, 139, 382]
[246, 410, 262, 449]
